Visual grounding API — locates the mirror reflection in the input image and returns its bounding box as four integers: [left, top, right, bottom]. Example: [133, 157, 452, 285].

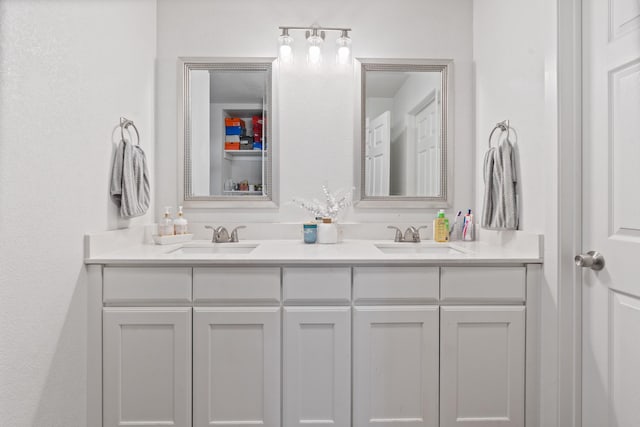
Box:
[183, 60, 272, 201]
[360, 60, 451, 202]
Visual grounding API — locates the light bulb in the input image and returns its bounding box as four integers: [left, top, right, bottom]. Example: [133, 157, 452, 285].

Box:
[306, 29, 324, 66]
[335, 30, 352, 65]
[278, 29, 294, 63]
[308, 44, 322, 64]
[279, 43, 292, 61]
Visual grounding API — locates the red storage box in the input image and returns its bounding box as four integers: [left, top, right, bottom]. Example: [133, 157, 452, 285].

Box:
[225, 142, 240, 150]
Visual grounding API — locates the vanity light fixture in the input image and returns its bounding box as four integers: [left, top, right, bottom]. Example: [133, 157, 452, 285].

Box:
[277, 25, 352, 65]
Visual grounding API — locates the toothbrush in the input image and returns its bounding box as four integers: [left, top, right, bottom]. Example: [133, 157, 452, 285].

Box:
[451, 210, 461, 239]
[463, 209, 472, 239]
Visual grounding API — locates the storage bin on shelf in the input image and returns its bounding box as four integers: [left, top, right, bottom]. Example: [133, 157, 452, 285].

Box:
[225, 117, 246, 128]
[225, 126, 244, 136]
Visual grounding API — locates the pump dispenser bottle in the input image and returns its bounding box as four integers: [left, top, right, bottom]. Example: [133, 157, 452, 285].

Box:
[174, 206, 188, 235]
[160, 207, 174, 236]
[433, 209, 449, 242]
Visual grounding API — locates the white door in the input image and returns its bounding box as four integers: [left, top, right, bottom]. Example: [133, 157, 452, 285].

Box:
[353, 306, 439, 427]
[440, 306, 525, 427]
[193, 307, 280, 427]
[365, 111, 391, 196]
[283, 307, 351, 427]
[582, 0, 640, 426]
[414, 95, 439, 197]
[103, 308, 192, 427]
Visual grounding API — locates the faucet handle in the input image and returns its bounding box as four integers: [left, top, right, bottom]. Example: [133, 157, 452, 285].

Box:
[229, 226, 246, 242]
[205, 225, 216, 243]
[414, 225, 429, 242]
[387, 226, 404, 242]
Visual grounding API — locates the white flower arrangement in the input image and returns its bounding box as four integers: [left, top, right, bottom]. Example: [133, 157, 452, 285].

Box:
[293, 185, 354, 220]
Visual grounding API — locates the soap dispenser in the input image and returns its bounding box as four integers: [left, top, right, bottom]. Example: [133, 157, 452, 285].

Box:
[433, 209, 449, 242]
[159, 207, 174, 236]
[174, 206, 188, 235]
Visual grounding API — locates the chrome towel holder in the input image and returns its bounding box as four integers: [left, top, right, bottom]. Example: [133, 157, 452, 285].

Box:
[119, 117, 140, 145]
[488, 119, 510, 148]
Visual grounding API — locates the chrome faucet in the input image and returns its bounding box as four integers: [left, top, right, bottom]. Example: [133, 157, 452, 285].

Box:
[403, 226, 428, 242]
[205, 225, 246, 243]
[387, 225, 428, 242]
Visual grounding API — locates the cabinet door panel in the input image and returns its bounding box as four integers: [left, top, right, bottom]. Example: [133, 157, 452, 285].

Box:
[283, 307, 351, 427]
[353, 306, 439, 427]
[440, 306, 525, 427]
[193, 307, 280, 427]
[103, 308, 191, 427]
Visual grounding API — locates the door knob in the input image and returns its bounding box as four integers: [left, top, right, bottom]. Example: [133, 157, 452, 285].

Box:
[575, 251, 605, 271]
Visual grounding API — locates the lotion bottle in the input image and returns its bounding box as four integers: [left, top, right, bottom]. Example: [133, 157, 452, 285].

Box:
[160, 207, 174, 236]
[174, 206, 188, 235]
[433, 209, 449, 242]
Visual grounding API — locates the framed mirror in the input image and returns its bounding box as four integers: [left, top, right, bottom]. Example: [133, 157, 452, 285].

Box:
[354, 58, 453, 208]
[178, 57, 276, 208]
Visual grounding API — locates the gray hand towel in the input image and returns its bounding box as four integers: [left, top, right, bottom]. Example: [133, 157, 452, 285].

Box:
[110, 139, 150, 218]
[481, 140, 518, 230]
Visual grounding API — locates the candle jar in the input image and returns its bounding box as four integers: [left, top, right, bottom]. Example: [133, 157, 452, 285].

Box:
[303, 223, 317, 244]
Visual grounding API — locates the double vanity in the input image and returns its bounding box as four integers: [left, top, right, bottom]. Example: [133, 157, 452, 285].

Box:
[86, 231, 542, 427]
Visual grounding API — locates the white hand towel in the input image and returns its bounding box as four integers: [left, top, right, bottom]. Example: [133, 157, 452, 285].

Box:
[110, 139, 150, 218]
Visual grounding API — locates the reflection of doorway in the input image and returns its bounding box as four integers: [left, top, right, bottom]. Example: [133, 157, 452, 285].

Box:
[365, 111, 390, 196]
[408, 90, 439, 196]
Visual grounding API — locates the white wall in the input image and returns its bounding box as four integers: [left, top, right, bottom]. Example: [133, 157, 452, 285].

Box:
[156, 0, 474, 225]
[473, 0, 558, 425]
[0, 0, 157, 425]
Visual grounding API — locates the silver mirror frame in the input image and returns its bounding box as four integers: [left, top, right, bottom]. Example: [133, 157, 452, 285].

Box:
[354, 58, 454, 208]
[178, 57, 278, 209]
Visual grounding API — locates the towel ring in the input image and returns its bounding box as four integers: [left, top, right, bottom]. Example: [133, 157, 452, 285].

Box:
[120, 117, 140, 145]
[488, 120, 510, 148]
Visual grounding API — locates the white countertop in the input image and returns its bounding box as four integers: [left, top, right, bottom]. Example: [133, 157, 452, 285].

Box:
[84, 238, 543, 266]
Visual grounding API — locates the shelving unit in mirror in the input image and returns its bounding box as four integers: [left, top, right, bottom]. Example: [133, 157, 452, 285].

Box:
[223, 150, 266, 160]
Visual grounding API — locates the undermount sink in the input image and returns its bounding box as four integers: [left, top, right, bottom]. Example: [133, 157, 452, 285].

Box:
[169, 243, 259, 255]
[375, 243, 465, 255]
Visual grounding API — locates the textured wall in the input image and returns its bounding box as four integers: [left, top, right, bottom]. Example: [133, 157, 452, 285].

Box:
[0, 0, 156, 425]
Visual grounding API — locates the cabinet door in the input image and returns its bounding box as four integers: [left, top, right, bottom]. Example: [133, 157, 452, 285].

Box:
[353, 306, 439, 427]
[440, 306, 525, 427]
[103, 308, 191, 427]
[193, 307, 280, 427]
[283, 307, 351, 427]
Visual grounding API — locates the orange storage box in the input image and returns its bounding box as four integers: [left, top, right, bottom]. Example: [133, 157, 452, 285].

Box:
[225, 117, 245, 127]
[225, 142, 240, 150]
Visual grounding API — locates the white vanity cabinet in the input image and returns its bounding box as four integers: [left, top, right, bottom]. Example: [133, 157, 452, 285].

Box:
[92, 262, 536, 427]
[439, 267, 527, 427]
[192, 267, 281, 427]
[282, 267, 352, 427]
[352, 267, 440, 427]
[102, 267, 193, 427]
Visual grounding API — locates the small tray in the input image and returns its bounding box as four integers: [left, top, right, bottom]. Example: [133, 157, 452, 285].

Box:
[152, 233, 194, 245]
